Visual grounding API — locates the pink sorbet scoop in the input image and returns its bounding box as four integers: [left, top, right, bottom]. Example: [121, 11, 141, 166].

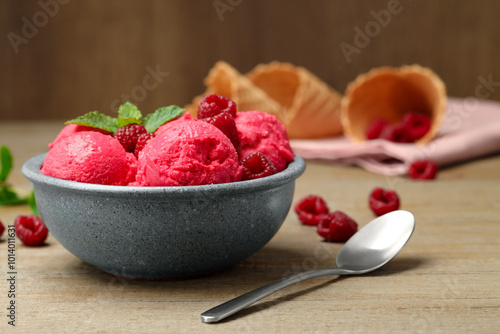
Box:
[135, 119, 242, 186]
[235, 110, 295, 172]
[41, 131, 137, 186]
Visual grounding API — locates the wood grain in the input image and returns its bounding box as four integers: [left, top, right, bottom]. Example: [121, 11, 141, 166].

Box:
[0, 121, 499, 333]
[1, 0, 500, 121]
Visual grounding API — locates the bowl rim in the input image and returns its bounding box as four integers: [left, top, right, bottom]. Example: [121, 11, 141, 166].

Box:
[22, 153, 305, 196]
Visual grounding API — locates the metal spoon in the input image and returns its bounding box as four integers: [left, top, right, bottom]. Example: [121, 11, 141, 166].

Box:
[201, 210, 415, 323]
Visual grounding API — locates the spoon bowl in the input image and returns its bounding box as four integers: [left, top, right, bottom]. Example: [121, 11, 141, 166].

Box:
[201, 210, 415, 323]
[337, 210, 415, 272]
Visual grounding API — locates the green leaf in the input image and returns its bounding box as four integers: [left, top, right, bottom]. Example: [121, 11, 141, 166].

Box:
[65, 111, 119, 133]
[28, 191, 39, 215]
[142, 105, 184, 133]
[0, 197, 28, 205]
[117, 102, 142, 127]
[0, 146, 13, 182]
[0, 186, 22, 204]
[0, 198, 28, 205]
[0, 146, 36, 208]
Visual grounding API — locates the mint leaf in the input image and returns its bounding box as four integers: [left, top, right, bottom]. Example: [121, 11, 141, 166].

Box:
[143, 105, 184, 133]
[0, 186, 23, 205]
[0, 146, 35, 208]
[0, 146, 13, 182]
[117, 102, 143, 127]
[0, 186, 33, 206]
[66, 111, 119, 133]
[28, 191, 39, 215]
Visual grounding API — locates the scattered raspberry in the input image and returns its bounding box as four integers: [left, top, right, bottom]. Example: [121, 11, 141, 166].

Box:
[114, 124, 147, 153]
[241, 152, 277, 180]
[294, 195, 330, 226]
[197, 94, 237, 119]
[408, 160, 438, 180]
[379, 123, 413, 143]
[366, 119, 390, 140]
[202, 112, 240, 152]
[317, 211, 358, 242]
[134, 132, 155, 157]
[14, 215, 49, 246]
[403, 112, 431, 141]
[0, 220, 5, 238]
[369, 187, 400, 216]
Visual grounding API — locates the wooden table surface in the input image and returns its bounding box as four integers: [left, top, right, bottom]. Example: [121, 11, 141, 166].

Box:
[0, 121, 499, 333]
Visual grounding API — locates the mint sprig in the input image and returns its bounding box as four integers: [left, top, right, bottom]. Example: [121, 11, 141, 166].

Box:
[66, 111, 119, 133]
[143, 105, 184, 133]
[117, 102, 143, 127]
[0, 146, 38, 214]
[65, 102, 184, 134]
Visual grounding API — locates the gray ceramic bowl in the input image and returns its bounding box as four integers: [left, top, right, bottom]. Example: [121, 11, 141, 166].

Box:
[22, 153, 305, 279]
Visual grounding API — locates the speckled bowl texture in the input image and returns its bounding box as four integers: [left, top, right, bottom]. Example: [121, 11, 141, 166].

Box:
[22, 153, 305, 279]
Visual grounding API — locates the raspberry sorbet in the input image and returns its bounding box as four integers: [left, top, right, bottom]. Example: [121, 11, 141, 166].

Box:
[134, 118, 242, 186]
[40, 131, 137, 186]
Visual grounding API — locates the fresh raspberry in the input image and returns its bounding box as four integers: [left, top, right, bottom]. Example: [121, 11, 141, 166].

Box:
[14, 215, 49, 246]
[134, 132, 155, 157]
[197, 94, 237, 119]
[369, 187, 400, 216]
[366, 119, 390, 140]
[403, 112, 431, 141]
[114, 124, 147, 153]
[202, 112, 240, 152]
[408, 160, 438, 180]
[317, 211, 358, 242]
[241, 152, 277, 180]
[379, 123, 413, 143]
[294, 195, 330, 226]
[0, 220, 5, 238]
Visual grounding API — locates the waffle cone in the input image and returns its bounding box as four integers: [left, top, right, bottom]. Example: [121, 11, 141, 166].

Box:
[341, 65, 447, 144]
[247, 62, 343, 139]
[184, 61, 282, 118]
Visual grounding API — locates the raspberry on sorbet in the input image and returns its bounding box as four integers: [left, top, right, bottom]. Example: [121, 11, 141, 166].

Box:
[114, 124, 147, 153]
[197, 94, 237, 119]
[241, 152, 277, 180]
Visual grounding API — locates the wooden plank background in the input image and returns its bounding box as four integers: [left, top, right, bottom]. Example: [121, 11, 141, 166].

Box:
[1, 0, 499, 120]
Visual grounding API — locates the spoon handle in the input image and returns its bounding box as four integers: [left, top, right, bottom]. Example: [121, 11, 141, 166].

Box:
[200, 268, 354, 323]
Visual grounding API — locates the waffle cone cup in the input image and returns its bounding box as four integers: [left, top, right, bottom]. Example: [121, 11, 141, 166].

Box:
[184, 61, 282, 118]
[341, 65, 447, 144]
[247, 62, 343, 139]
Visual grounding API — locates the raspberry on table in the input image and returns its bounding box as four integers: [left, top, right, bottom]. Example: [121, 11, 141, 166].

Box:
[197, 94, 237, 119]
[294, 195, 330, 226]
[14, 215, 49, 246]
[0, 220, 5, 238]
[114, 124, 147, 153]
[379, 123, 413, 143]
[202, 112, 241, 153]
[403, 112, 431, 141]
[408, 160, 438, 180]
[241, 152, 277, 180]
[134, 132, 156, 157]
[369, 187, 400, 216]
[366, 119, 390, 140]
[317, 211, 358, 242]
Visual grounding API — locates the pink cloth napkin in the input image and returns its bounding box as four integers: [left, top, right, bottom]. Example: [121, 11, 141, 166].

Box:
[290, 98, 500, 175]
